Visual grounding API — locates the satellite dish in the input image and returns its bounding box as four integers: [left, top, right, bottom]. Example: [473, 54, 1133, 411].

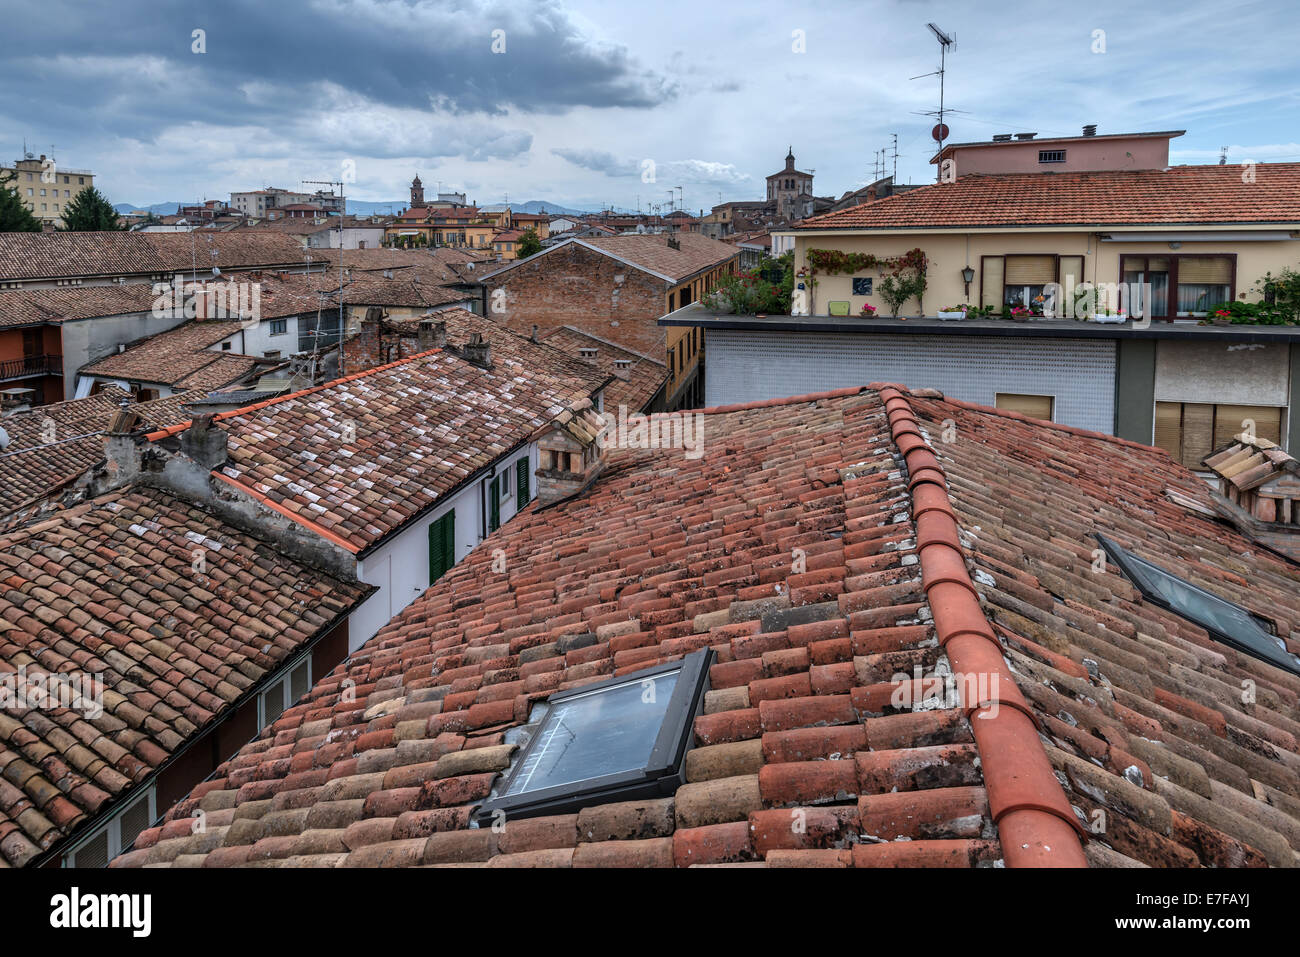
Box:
[211, 266, 221, 277]
[932, 123, 950, 142]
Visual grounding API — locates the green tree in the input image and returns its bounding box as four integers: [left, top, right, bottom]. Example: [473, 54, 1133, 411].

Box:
[0, 169, 42, 232]
[516, 227, 542, 258]
[59, 186, 126, 231]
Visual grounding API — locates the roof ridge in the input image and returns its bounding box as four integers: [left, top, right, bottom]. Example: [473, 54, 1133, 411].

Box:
[879, 385, 1089, 867]
[144, 348, 444, 440]
[930, 394, 1159, 452]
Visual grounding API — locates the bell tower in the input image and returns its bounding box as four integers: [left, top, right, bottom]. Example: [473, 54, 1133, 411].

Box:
[410, 174, 424, 207]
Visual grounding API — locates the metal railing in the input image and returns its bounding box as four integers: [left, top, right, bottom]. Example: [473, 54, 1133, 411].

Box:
[0, 354, 62, 381]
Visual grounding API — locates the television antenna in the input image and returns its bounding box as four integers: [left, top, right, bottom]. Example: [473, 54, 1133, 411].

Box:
[910, 23, 965, 181]
[302, 178, 346, 350]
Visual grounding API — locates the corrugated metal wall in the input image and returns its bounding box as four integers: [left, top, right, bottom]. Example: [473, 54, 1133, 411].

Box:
[705, 330, 1117, 434]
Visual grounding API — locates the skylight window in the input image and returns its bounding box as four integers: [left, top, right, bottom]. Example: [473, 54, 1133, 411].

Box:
[474, 648, 713, 823]
[1096, 534, 1300, 677]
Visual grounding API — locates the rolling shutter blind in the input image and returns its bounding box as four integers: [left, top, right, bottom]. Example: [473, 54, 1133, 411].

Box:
[995, 393, 1054, 421]
[1178, 257, 1232, 284]
[1214, 405, 1282, 449]
[981, 256, 1004, 309]
[1154, 402, 1182, 461]
[1005, 255, 1057, 285]
[1181, 403, 1215, 468]
[1058, 255, 1085, 286]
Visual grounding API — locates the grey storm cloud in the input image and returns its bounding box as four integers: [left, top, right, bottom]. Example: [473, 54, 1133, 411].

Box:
[552, 148, 751, 186]
[0, 0, 675, 148]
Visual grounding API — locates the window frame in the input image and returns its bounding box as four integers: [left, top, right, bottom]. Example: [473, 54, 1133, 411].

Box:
[1038, 149, 1066, 164]
[257, 656, 311, 730]
[473, 648, 714, 824]
[1096, 533, 1300, 676]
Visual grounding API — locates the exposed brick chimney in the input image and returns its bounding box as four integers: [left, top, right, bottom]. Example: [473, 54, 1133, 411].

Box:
[534, 402, 607, 506]
[417, 319, 447, 352]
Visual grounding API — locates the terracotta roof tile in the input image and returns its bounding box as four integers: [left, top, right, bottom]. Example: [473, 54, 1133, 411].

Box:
[797, 163, 1300, 230]
[0, 485, 370, 865]
[118, 382, 1300, 868]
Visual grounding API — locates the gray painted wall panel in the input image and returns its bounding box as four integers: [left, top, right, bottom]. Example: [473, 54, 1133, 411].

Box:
[706, 330, 1117, 434]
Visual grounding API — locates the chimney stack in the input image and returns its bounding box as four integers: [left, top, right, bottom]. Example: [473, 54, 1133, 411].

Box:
[179, 414, 229, 471]
[1082, 124, 1098, 137]
[461, 332, 491, 369]
[417, 319, 447, 352]
[534, 402, 607, 506]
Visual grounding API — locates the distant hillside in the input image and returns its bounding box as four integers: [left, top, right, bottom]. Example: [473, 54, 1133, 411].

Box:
[114, 202, 185, 216]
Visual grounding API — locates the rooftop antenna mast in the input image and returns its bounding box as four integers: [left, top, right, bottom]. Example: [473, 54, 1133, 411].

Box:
[911, 22, 957, 182]
[302, 178, 346, 353]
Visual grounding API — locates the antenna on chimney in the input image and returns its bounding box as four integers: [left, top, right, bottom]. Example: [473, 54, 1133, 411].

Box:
[1219, 146, 1228, 166]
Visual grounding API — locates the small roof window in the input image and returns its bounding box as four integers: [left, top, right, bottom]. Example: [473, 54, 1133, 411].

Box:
[474, 648, 713, 824]
[1097, 534, 1300, 676]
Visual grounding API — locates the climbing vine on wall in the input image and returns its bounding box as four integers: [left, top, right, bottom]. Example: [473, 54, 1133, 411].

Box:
[804, 247, 928, 278]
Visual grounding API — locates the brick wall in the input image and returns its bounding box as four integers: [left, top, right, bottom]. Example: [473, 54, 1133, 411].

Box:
[486, 243, 667, 356]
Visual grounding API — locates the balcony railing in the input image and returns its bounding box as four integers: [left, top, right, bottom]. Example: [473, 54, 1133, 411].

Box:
[0, 354, 62, 382]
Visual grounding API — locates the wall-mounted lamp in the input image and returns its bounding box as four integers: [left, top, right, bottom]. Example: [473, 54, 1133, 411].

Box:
[1168, 241, 1182, 250]
[961, 265, 975, 298]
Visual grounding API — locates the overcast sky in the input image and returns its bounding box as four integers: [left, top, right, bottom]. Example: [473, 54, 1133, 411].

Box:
[1, 0, 1297, 212]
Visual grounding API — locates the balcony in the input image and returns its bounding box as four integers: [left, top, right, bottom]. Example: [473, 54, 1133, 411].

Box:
[0, 354, 62, 382]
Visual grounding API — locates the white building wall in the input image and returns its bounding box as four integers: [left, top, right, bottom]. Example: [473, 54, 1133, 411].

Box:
[705, 329, 1117, 434]
[348, 442, 537, 652]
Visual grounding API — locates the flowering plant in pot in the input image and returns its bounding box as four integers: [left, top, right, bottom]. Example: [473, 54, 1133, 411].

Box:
[860, 303, 878, 318]
[936, 304, 968, 320]
[1010, 305, 1034, 320]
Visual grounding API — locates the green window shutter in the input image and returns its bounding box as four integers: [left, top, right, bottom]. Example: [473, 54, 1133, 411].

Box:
[488, 477, 501, 532]
[516, 456, 531, 505]
[429, 511, 455, 584]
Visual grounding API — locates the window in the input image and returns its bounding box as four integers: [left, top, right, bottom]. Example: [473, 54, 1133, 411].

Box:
[298, 312, 342, 351]
[1002, 254, 1057, 308]
[1096, 535, 1300, 677]
[1154, 402, 1282, 470]
[1038, 150, 1066, 163]
[516, 456, 531, 506]
[996, 393, 1054, 421]
[269, 318, 287, 335]
[429, 510, 455, 584]
[63, 787, 155, 867]
[221, 340, 232, 350]
[1122, 255, 1234, 320]
[263, 350, 281, 359]
[474, 648, 714, 823]
[258, 658, 310, 729]
[79, 176, 85, 184]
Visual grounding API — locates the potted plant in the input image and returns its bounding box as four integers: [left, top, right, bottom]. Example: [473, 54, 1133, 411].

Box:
[936, 304, 968, 320]
[1010, 305, 1034, 321]
[1089, 308, 1127, 324]
[859, 303, 878, 318]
